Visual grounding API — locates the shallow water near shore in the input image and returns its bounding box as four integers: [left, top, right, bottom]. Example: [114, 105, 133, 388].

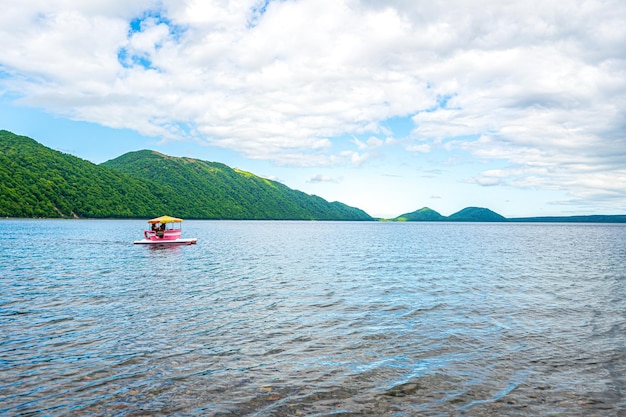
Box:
[2, 219, 626, 416]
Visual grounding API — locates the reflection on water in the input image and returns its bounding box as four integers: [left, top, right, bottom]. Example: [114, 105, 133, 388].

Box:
[1, 220, 625, 415]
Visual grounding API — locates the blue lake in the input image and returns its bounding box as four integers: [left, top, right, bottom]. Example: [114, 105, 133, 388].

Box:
[1, 219, 626, 416]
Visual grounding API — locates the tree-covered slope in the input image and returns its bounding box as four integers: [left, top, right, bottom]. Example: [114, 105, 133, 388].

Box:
[393, 206, 626, 223]
[0, 130, 371, 220]
[392, 206, 507, 222]
[0, 130, 175, 218]
[102, 150, 372, 220]
[447, 207, 507, 222]
[394, 207, 446, 221]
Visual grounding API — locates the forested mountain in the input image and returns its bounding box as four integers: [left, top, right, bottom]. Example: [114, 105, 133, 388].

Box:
[447, 207, 507, 222]
[395, 206, 626, 223]
[102, 150, 371, 220]
[395, 206, 506, 222]
[0, 130, 371, 220]
[394, 207, 445, 221]
[0, 131, 172, 218]
[5, 130, 624, 223]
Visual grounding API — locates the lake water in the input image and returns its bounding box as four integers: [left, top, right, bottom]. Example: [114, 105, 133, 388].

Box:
[1, 219, 625, 416]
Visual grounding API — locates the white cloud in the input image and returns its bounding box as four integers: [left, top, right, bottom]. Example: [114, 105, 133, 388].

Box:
[1, 0, 626, 211]
[307, 174, 342, 184]
[407, 143, 430, 153]
[350, 151, 370, 165]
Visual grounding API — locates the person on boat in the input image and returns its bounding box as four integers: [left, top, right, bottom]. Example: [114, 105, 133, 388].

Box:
[157, 223, 165, 238]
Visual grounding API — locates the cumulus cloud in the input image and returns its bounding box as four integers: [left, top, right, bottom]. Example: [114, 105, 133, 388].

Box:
[1, 0, 625, 209]
[307, 174, 342, 184]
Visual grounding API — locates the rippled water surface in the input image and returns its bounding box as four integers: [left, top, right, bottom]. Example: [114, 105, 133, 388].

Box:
[2, 219, 626, 416]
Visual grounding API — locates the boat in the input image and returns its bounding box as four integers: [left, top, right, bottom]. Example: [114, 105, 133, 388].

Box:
[133, 215, 197, 245]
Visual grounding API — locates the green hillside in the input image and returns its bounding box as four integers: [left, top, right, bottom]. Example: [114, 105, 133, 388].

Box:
[395, 207, 445, 221]
[393, 206, 626, 223]
[393, 206, 507, 222]
[447, 207, 507, 222]
[0, 130, 371, 220]
[102, 150, 371, 220]
[0, 130, 173, 218]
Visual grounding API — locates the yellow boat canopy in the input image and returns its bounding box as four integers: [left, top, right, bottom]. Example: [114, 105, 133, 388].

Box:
[148, 215, 183, 224]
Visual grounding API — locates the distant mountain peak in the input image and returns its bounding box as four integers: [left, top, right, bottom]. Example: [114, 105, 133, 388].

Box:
[448, 207, 506, 222]
[395, 207, 445, 221]
[393, 206, 507, 222]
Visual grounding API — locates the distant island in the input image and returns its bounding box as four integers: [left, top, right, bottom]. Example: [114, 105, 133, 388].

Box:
[394, 206, 626, 223]
[2, 129, 625, 223]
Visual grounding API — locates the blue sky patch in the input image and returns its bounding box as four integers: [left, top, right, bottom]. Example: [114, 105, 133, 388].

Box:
[248, 0, 285, 28]
[118, 8, 187, 70]
[382, 116, 415, 138]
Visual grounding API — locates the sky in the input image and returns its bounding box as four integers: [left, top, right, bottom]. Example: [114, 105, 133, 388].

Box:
[1, 0, 625, 218]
